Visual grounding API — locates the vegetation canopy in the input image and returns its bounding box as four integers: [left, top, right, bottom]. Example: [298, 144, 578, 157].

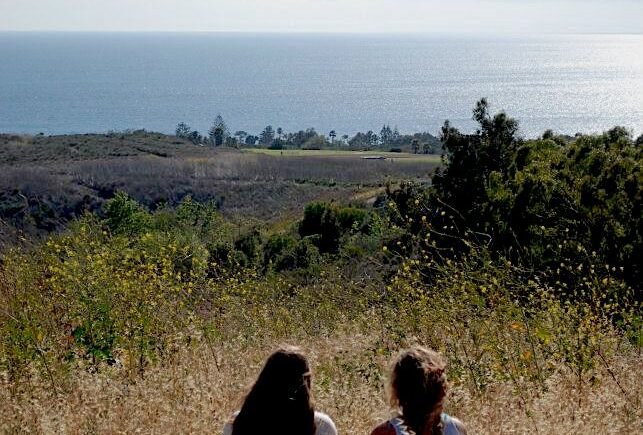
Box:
[0, 100, 640, 434]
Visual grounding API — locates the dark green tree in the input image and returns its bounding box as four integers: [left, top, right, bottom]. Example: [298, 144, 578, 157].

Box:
[208, 114, 229, 146]
[175, 122, 191, 138]
[433, 98, 520, 228]
[286, 128, 318, 148]
[245, 135, 258, 146]
[380, 125, 393, 146]
[636, 134, 643, 146]
[604, 126, 631, 144]
[260, 125, 275, 146]
[411, 138, 420, 154]
[235, 130, 248, 144]
[187, 130, 202, 145]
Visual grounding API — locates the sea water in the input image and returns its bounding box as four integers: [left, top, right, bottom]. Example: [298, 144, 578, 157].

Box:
[0, 32, 641, 137]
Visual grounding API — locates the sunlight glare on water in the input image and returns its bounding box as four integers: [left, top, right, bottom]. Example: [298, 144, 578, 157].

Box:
[0, 33, 641, 137]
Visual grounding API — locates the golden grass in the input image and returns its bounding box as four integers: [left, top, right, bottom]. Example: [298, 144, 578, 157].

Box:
[2, 328, 640, 435]
[1, 204, 640, 434]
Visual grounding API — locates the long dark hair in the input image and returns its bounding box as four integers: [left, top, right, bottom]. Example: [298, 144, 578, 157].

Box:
[390, 346, 448, 435]
[232, 346, 316, 435]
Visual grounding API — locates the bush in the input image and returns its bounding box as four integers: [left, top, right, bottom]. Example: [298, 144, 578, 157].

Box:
[299, 203, 339, 253]
[235, 228, 262, 266]
[104, 192, 151, 236]
[411, 100, 642, 292]
[263, 234, 320, 272]
[299, 202, 370, 254]
[0, 216, 209, 377]
[336, 206, 368, 232]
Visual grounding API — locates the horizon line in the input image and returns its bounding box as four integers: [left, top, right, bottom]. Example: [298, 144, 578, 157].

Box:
[1, 29, 642, 36]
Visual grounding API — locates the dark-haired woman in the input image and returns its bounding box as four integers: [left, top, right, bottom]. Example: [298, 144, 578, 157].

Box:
[223, 346, 338, 435]
[370, 346, 467, 435]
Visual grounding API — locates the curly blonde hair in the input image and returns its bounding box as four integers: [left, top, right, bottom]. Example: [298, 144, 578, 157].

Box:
[389, 346, 448, 435]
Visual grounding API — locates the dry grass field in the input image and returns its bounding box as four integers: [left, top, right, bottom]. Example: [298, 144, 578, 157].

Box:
[0, 132, 440, 248]
[2, 330, 640, 434]
[245, 148, 442, 162]
[1, 244, 640, 434]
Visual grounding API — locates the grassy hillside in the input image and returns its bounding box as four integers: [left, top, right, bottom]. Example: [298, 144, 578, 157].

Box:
[0, 208, 639, 433]
[0, 132, 439, 249]
[0, 111, 641, 434]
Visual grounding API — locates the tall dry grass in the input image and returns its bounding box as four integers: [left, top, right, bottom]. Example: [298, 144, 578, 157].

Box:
[1, 331, 640, 434]
[1, 200, 640, 434]
[1, 140, 437, 247]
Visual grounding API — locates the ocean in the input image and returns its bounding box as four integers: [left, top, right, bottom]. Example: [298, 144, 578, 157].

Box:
[0, 32, 641, 138]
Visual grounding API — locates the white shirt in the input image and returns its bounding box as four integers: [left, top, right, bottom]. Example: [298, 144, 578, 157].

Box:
[223, 411, 338, 435]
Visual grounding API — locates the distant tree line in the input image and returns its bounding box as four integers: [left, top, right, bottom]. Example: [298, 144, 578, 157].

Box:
[175, 117, 441, 153]
[175, 115, 237, 147]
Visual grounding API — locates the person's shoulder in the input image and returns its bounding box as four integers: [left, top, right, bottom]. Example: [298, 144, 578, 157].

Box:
[443, 414, 468, 435]
[222, 411, 239, 435]
[451, 417, 468, 435]
[314, 411, 338, 435]
[369, 421, 396, 435]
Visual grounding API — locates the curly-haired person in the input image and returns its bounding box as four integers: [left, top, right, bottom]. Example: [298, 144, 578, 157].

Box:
[370, 346, 467, 435]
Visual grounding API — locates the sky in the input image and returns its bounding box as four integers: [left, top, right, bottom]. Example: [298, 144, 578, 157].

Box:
[0, 0, 641, 34]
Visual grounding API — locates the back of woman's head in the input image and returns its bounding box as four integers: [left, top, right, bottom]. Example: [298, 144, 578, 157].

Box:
[390, 346, 448, 435]
[232, 346, 315, 435]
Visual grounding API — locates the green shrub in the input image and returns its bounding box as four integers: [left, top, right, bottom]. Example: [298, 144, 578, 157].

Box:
[263, 234, 320, 272]
[104, 191, 151, 236]
[299, 202, 371, 254]
[394, 100, 641, 293]
[235, 228, 262, 266]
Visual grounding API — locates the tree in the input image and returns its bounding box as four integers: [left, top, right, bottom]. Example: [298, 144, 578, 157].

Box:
[329, 130, 337, 145]
[104, 192, 150, 236]
[392, 126, 400, 142]
[175, 122, 201, 145]
[269, 138, 286, 150]
[411, 138, 420, 154]
[187, 130, 202, 145]
[302, 135, 327, 149]
[636, 134, 643, 147]
[422, 142, 431, 154]
[366, 131, 378, 149]
[299, 202, 341, 253]
[380, 125, 393, 146]
[542, 129, 555, 140]
[175, 122, 191, 138]
[472, 98, 519, 157]
[348, 131, 378, 150]
[277, 127, 283, 140]
[604, 126, 631, 144]
[348, 132, 367, 149]
[260, 125, 275, 146]
[286, 128, 318, 148]
[208, 114, 229, 146]
[235, 130, 248, 144]
[245, 135, 258, 146]
[432, 98, 520, 235]
[225, 136, 239, 147]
